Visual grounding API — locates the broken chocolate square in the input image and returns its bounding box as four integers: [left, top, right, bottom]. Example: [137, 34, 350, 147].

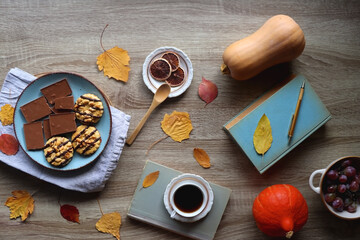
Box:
[54, 95, 74, 110]
[23, 121, 44, 150]
[40, 79, 72, 104]
[50, 106, 62, 114]
[43, 119, 52, 140]
[20, 96, 52, 122]
[49, 112, 77, 136]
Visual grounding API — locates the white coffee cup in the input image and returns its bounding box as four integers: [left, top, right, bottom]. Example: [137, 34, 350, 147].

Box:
[164, 173, 214, 222]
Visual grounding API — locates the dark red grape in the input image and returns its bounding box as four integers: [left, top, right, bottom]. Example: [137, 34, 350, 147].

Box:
[344, 166, 356, 178]
[344, 198, 353, 208]
[324, 193, 336, 203]
[332, 197, 344, 211]
[346, 202, 357, 213]
[327, 170, 339, 181]
[354, 175, 360, 184]
[349, 181, 359, 192]
[327, 185, 337, 193]
[337, 184, 347, 193]
[341, 159, 352, 168]
[339, 174, 348, 183]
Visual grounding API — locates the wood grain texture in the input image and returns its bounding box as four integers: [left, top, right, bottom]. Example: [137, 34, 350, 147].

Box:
[0, 0, 360, 239]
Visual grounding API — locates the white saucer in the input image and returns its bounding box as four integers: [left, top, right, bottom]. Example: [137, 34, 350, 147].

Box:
[163, 173, 214, 223]
[142, 46, 193, 98]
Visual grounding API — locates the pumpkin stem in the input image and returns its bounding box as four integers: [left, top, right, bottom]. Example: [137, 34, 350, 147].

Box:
[286, 231, 294, 239]
[220, 63, 230, 75]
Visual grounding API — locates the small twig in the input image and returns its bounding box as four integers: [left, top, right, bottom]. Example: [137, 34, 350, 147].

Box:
[100, 24, 109, 52]
[146, 136, 169, 155]
[57, 189, 63, 206]
[30, 189, 39, 197]
[97, 199, 104, 215]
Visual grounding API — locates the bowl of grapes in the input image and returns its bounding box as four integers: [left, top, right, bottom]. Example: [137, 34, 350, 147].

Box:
[309, 156, 360, 220]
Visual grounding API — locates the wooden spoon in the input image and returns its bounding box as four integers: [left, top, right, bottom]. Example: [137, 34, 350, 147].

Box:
[126, 83, 171, 145]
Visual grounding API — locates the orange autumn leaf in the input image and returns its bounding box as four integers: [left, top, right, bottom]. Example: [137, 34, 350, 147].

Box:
[96, 212, 121, 240]
[0, 104, 14, 126]
[60, 204, 80, 223]
[193, 148, 211, 168]
[142, 171, 160, 188]
[96, 25, 130, 82]
[161, 111, 193, 142]
[0, 134, 19, 155]
[4, 190, 34, 221]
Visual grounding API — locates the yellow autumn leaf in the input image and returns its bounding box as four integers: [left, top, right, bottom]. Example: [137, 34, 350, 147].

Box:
[4, 190, 34, 221]
[253, 114, 273, 155]
[96, 212, 121, 240]
[161, 111, 193, 142]
[142, 170, 160, 188]
[0, 104, 14, 126]
[97, 46, 130, 82]
[193, 148, 211, 168]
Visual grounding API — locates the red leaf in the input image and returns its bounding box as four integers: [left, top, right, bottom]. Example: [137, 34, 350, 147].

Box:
[0, 134, 19, 155]
[198, 77, 218, 106]
[60, 204, 80, 223]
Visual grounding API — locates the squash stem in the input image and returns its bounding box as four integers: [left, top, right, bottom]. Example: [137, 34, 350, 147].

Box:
[220, 63, 230, 75]
[286, 231, 294, 239]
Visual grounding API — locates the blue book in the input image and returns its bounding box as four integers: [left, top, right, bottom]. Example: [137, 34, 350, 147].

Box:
[223, 75, 331, 174]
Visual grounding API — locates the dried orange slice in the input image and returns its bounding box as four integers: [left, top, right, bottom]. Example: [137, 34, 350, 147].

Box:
[166, 67, 185, 87]
[150, 58, 171, 81]
[161, 52, 179, 72]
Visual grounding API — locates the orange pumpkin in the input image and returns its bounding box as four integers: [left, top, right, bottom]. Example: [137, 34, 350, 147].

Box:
[252, 184, 308, 238]
[222, 15, 305, 81]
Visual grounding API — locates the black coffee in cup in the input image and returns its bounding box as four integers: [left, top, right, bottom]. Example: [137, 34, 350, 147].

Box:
[174, 184, 204, 213]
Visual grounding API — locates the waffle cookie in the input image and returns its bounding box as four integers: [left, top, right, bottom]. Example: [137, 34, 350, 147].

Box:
[71, 125, 102, 155]
[44, 137, 74, 167]
[74, 93, 104, 124]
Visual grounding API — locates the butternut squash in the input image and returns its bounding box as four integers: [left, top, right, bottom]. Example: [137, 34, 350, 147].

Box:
[222, 15, 305, 81]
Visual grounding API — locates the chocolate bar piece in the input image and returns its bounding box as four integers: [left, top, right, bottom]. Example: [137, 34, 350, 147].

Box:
[40, 79, 72, 104]
[23, 121, 44, 150]
[20, 96, 52, 122]
[54, 96, 74, 110]
[49, 112, 77, 136]
[50, 106, 62, 114]
[43, 119, 52, 140]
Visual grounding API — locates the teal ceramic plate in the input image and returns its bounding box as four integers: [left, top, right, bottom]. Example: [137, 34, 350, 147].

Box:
[13, 72, 112, 171]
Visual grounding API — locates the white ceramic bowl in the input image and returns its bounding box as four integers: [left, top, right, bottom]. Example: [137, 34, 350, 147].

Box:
[142, 46, 193, 98]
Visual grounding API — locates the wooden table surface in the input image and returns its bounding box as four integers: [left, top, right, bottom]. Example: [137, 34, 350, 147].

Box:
[1, 1, 360, 239]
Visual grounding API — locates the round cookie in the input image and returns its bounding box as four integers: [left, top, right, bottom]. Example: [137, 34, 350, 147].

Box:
[74, 93, 104, 124]
[44, 137, 74, 167]
[71, 125, 102, 155]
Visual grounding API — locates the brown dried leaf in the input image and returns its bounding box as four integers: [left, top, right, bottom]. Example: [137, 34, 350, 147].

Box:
[96, 212, 121, 240]
[193, 148, 211, 168]
[142, 171, 160, 188]
[161, 111, 193, 142]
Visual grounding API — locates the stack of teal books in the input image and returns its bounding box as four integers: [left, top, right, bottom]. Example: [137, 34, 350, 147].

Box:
[223, 75, 331, 174]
